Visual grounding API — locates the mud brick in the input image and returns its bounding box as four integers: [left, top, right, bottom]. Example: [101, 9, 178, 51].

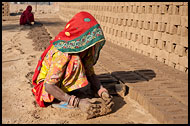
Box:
[165, 41, 174, 53]
[165, 23, 170, 33]
[153, 14, 162, 22]
[128, 5, 133, 13]
[138, 20, 143, 29]
[127, 19, 132, 27]
[160, 5, 168, 14]
[127, 32, 132, 40]
[152, 22, 158, 31]
[143, 21, 148, 30]
[179, 56, 188, 67]
[161, 23, 167, 32]
[180, 16, 188, 27]
[170, 15, 180, 25]
[150, 38, 156, 48]
[137, 35, 143, 43]
[180, 36, 188, 47]
[131, 34, 138, 42]
[132, 5, 137, 13]
[152, 5, 157, 14]
[161, 33, 172, 42]
[149, 21, 154, 31]
[123, 19, 127, 26]
[118, 18, 122, 26]
[179, 6, 188, 16]
[176, 26, 181, 35]
[132, 20, 138, 28]
[180, 26, 188, 37]
[175, 45, 186, 56]
[169, 53, 180, 64]
[169, 25, 177, 35]
[157, 22, 162, 32]
[138, 6, 143, 13]
[172, 35, 180, 45]
[157, 39, 164, 49]
[172, 5, 180, 15]
[167, 5, 173, 15]
[162, 15, 171, 23]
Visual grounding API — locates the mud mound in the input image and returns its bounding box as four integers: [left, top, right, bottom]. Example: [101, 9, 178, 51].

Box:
[27, 23, 52, 51]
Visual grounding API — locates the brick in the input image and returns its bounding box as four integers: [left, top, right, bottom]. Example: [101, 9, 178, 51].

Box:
[161, 33, 173, 42]
[149, 21, 154, 31]
[122, 19, 127, 26]
[172, 5, 180, 15]
[152, 5, 156, 14]
[180, 26, 188, 37]
[138, 21, 143, 29]
[169, 25, 177, 35]
[180, 16, 188, 27]
[152, 22, 158, 31]
[175, 44, 186, 56]
[128, 19, 132, 27]
[170, 15, 181, 25]
[157, 39, 164, 49]
[176, 26, 181, 35]
[160, 49, 170, 61]
[179, 6, 188, 16]
[161, 23, 167, 32]
[162, 15, 171, 23]
[137, 35, 143, 43]
[180, 36, 188, 47]
[172, 35, 180, 45]
[157, 22, 162, 32]
[153, 31, 162, 39]
[167, 5, 173, 15]
[132, 33, 138, 42]
[165, 23, 170, 33]
[132, 20, 138, 28]
[160, 5, 168, 14]
[137, 6, 143, 13]
[169, 53, 180, 64]
[150, 38, 156, 48]
[166, 41, 175, 53]
[153, 14, 162, 22]
[179, 56, 188, 67]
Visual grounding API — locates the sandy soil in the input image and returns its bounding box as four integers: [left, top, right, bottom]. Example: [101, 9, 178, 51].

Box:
[2, 3, 160, 124]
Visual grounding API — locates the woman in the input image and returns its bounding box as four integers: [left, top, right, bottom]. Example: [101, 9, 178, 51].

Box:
[32, 11, 113, 114]
[20, 5, 34, 25]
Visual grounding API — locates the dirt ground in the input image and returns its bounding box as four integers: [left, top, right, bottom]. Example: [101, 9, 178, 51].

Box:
[2, 3, 160, 124]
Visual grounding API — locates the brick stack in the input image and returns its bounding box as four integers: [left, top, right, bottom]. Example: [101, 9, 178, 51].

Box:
[2, 2, 10, 16]
[58, 2, 188, 73]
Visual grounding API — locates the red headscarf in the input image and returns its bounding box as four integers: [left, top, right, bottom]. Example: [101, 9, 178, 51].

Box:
[20, 5, 34, 25]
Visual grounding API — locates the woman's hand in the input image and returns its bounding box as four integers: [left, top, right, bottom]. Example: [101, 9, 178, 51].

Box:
[78, 98, 92, 113]
[101, 91, 113, 105]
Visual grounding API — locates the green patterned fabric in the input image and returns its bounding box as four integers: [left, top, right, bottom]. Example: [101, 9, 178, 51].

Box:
[53, 24, 105, 53]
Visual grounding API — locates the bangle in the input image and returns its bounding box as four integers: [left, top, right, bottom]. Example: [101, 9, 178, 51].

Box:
[98, 88, 108, 97]
[68, 95, 76, 106]
[73, 97, 80, 108]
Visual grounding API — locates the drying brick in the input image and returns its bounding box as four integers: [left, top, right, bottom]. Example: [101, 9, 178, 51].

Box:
[170, 15, 181, 25]
[180, 16, 188, 27]
[179, 56, 188, 67]
[180, 36, 188, 47]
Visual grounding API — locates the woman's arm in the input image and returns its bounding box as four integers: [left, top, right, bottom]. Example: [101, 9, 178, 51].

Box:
[44, 83, 70, 102]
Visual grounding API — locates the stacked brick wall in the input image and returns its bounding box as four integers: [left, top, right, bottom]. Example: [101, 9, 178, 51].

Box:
[2, 2, 10, 16]
[58, 2, 188, 73]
